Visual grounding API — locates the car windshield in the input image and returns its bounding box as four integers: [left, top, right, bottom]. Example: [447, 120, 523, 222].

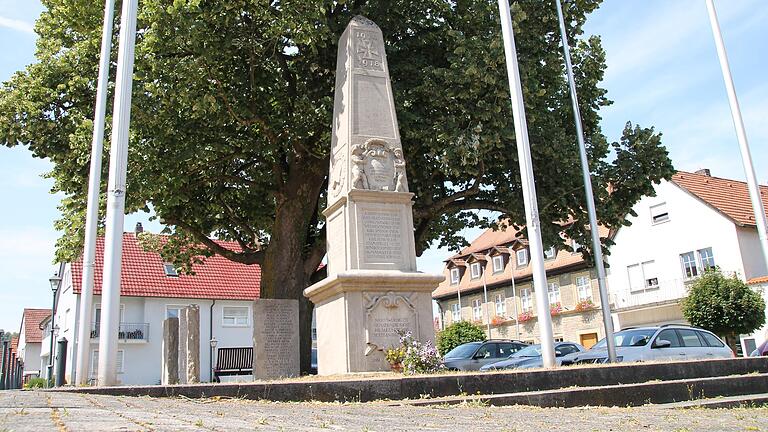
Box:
[512, 345, 541, 358]
[591, 329, 656, 349]
[444, 342, 482, 358]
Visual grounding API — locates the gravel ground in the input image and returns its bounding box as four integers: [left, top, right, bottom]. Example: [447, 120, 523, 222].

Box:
[1, 390, 767, 432]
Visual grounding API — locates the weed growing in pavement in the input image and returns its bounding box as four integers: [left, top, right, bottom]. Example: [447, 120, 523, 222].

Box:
[256, 416, 269, 425]
[194, 419, 204, 427]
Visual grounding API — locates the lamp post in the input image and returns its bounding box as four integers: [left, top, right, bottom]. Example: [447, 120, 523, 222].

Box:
[48, 273, 61, 387]
[209, 337, 218, 383]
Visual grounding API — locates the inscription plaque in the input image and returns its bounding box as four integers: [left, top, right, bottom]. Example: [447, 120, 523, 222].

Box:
[253, 299, 299, 380]
[365, 292, 418, 352]
[361, 209, 402, 263]
[353, 75, 395, 138]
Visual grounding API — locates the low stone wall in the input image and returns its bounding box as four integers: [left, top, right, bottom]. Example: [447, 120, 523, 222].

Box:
[54, 357, 768, 403]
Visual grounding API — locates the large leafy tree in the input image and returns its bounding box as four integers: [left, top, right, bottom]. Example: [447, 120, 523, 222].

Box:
[0, 0, 674, 372]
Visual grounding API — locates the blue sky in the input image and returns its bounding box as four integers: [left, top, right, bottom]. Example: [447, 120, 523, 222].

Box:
[0, 0, 766, 332]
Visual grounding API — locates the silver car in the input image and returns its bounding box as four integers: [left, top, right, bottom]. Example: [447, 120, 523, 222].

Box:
[442, 340, 528, 371]
[480, 342, 585, 371]
[567, 325, 733, 364]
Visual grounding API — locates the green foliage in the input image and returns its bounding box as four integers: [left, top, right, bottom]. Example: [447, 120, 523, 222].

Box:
[24, 377, 47, 389]
[436, 320, 487, 356]
[682, 270, 766, 339]
[0, 0, 674, 296]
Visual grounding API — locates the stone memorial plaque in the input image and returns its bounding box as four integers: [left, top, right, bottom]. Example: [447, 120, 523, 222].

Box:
[365, 292, 418, 352]
[361, 209, 402, 264]
[253, 299, 300, 380]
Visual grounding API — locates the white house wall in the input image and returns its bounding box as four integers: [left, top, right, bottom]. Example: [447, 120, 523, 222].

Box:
[608, 180, 746, 317]
[736, 226, 768, 280]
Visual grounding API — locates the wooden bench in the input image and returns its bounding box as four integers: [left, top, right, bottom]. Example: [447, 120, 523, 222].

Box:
[213, 347, 253, 382]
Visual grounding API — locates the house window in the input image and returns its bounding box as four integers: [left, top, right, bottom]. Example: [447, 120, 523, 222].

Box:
[495, 293, 505, 315]
[516, 249, 528, 266]
[650, 202, 669, 224]
[450, 268, 461, 285]
[91, 349, 125, 376]
[451, 303, 461, 322]
[576, 276, 592, 301]
[680, 252, 698, 278]
[544, 246, 556, 260]
[547, 283, 561, 305]
[222, 306, 250, 327]
[521, 288, 532, 312]
[472, 299, 482, 321]
[470, 262, 482, 279]
[94, 304, 125, 325]
[698, 247, 715, 270]
[166, 305, 184, 319]
[642, 260, 658, 288]
[492, 255, 504, 273]
[163, 263, 179, 277]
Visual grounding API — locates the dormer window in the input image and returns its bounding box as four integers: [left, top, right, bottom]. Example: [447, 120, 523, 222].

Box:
[544, 246, 556, 260]
[163, 263, 179, 277]
[470, 262, 482, 279]
[492, 255, 504, 273]
[516, 249, 528, 266]
[450, 268, 461, 285]
[650, 202, 669, 224]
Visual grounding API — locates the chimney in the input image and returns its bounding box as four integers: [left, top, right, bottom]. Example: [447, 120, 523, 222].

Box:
[135, 222, 144, 233]
[695, 168, 711, 177]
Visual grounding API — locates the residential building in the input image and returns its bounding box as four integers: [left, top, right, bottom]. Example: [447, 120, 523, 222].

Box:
[43, 228, 261, 385]
[16, 308, 50, 381]
[432, 223, 609, 348]
[744, 276, 768, 355]
[606, 170, 768, 354]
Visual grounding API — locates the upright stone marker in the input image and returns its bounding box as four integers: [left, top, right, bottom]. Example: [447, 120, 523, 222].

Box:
[304, 16, 444, 375]
[185, 304, 201, 384]
[177, 308, 188, 384]
[161, 317, 179, 385]
[252, 299, 299, 379]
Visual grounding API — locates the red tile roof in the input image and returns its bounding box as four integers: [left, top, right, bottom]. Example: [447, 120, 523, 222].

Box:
[21, 308, 50, 344]
[671, 171, 768, 226]
[70, 233, 261, 300]
[748, 276, 768, 285]
[10, 336, 18, 354]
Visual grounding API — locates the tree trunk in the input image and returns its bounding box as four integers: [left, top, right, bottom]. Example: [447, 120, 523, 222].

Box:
[724, 333, 740, 357]
[257, 160, 326, 374]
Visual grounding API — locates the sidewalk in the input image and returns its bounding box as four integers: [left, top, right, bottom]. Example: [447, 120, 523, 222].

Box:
[1, 390, 766, 431]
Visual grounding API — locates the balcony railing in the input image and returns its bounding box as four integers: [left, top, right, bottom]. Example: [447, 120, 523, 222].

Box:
[90, 322, 149, 341]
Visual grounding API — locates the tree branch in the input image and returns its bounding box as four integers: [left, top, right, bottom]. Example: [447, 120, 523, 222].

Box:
[167, 218, 266, 265]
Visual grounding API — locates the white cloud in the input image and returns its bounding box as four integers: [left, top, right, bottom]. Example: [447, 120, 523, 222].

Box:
[0, 15, 34, 34]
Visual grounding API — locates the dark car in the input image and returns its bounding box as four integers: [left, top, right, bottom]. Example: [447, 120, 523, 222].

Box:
[442, 340, 528, 371]
[480, 342, 585, 371]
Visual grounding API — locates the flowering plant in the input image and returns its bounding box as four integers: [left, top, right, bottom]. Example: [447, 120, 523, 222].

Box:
[518, 311, 534, 323]
[550, 302, 563, 316]
[396, 330, 443, 375]
[384, 346, 405, 368]
[574, 299, 596, 312]
[491, 315, 508, 326]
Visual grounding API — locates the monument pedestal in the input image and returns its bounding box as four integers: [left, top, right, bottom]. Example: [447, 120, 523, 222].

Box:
[305, 271, 442, 375]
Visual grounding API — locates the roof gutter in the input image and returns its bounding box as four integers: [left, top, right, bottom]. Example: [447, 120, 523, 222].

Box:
[209, 299, 215, 383]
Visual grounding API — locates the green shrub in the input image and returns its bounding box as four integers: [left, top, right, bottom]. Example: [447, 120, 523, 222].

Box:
[436, 321, 486, 356]
[682, 269, 765, 352]
[24, 377, 47, 389]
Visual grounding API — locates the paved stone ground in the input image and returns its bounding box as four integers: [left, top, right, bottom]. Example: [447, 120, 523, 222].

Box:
[1, 390, 767, 431]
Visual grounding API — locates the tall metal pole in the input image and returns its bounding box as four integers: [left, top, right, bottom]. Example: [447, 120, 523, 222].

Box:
[457, 282, 462, 321]
[497, 0, 556, 367]
[554, 0, 617, 363]
[48, 288, 58, 386]
[705, 0, 768, 274]
[98, 0, 139, 387]
[76, 0, 116, 387]
[481, 264, 491, 336]
[509, 255, 520, 340]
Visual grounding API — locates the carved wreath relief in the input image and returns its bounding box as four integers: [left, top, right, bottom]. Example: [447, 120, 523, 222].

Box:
[350, 139, 408, 193]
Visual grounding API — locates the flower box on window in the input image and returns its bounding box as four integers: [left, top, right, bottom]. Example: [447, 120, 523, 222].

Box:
[574, 299, 596, 312]
[518, 311, 534, 323]
[491, 315, 509, 326]
[550, 302, 563, 316]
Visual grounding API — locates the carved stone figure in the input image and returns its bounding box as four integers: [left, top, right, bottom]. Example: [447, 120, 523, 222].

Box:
[351, 144, 369, 190]
[393, 148, 408, 192]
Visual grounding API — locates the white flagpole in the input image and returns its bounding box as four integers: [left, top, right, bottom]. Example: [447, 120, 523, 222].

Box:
[705, 0, 768, 275]
[481, 264, 491, 336]
[98, 0, 139, 386]
[497, 0, 556, 367]
[554, 0, 617, 363]
[75, 0, 116, 387]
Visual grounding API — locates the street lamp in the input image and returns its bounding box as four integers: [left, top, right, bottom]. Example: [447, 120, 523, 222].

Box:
[209, 337, 218, 383]
[48, 273, 61, 386]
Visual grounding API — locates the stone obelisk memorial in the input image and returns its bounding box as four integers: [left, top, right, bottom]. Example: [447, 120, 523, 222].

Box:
[304, 16, 444, 375]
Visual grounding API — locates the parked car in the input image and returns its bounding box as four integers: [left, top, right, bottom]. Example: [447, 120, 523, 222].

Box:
[750, 339, 768, 357]
[442, 340, 528, 371]
[565, 325, 733, 365]
[480, 342, 585, 371]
